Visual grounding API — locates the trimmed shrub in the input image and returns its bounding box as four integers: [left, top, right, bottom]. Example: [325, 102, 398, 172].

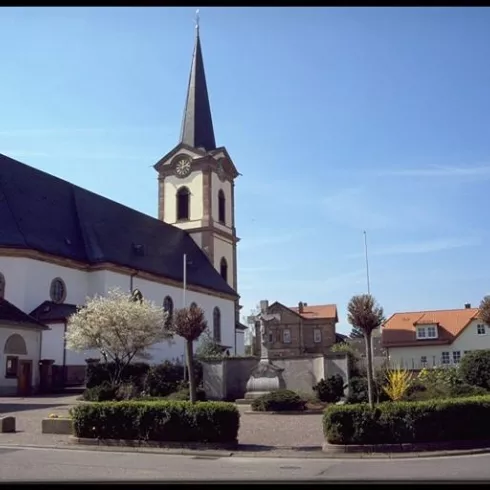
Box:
[323, 396, 490, 445]
[251, 389, 306, 412]
[460, 350, 490, 390]
[71, 400, 239, 443]
[313, 375, 345, 403]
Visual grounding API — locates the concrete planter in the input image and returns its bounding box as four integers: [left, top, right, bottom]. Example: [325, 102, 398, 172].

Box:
[323, 439, 490, 455]
[70, 437, 238, 451]
[42, 418, 73, 435]
[0, 416, 16, 433]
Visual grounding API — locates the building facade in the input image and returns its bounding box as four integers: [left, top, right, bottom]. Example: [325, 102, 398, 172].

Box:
[253, 300, 339, 359]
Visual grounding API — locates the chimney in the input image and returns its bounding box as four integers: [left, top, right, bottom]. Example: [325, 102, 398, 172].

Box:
[298, 301, 304, 313]
[260, 300, 269, 313]
[465, 303, 471, 309]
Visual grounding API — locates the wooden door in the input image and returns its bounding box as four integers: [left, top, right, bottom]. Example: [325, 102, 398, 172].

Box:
[17, 361, 32, 396]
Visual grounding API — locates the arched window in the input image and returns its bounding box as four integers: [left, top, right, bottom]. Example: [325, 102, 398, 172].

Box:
[163, 296, 173, 327]
[190, 302, 198, 309]
[220, 258, 228, 283]
[0, 272, 5, 299]
[213, 307, 221, 343]
[4, 334, 27, 355]
[176, 187, 190, 221]
[50, 278, 66, 304]
[218, 190, 226, 224]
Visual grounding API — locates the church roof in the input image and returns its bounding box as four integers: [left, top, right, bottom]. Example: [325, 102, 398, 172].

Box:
[180, 26, 217, 152]
[0, 154, 237, 298]
[0, 298, 49, 330]
[29, 301, 79, 323]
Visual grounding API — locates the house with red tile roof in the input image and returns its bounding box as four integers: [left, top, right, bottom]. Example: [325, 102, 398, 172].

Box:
[382, 303, 489, 370]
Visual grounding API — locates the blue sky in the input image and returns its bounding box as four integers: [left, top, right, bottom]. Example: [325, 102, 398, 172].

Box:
[1, 7, 490, 335]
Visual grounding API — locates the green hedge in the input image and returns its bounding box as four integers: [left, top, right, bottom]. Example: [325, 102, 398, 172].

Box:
[323, 396, 490, 445]
[71, 401, 239, 443]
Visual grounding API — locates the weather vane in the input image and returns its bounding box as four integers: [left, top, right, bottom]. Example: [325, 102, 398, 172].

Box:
[195, 9, 200, 30]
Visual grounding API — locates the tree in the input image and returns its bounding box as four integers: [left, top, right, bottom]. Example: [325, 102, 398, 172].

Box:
[196, 329, 224, 359]
[172, 304, 208, 403]
[347, 294, 384, 408]
[479, 295, 490, 326]
[65, 288, 173, 387]
[349, 325, 364, 339]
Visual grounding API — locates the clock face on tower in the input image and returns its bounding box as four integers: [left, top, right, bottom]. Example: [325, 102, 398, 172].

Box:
[175, 155, 192, 178]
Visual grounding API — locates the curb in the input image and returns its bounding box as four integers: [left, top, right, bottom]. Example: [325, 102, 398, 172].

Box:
[2, 442, 490, 460]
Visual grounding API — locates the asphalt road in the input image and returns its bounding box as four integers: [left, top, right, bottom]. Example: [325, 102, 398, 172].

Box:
[1, 445, 490, 481]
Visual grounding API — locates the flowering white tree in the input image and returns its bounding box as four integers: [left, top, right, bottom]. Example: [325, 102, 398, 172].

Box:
[65, 288, 173, 386]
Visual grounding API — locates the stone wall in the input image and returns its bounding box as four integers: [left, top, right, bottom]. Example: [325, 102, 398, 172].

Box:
[201, 353, 349, 401]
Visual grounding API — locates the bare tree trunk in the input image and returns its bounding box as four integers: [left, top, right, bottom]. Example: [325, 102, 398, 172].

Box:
[186, 340, 197, 403]
[365, 332, 374, 408]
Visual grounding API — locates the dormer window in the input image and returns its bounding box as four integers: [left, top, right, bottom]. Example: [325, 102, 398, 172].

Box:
[416, 324, 438, 340]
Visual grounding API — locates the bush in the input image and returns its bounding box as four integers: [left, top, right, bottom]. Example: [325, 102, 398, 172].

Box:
[71, 400, 239, 443]
[313, 375, 345, 403]
[346, 377, 390, 404]
[143, 362, 185, 397]
[323, 395, 490, 445]
[251, 389, 306, 412]
[85, 360, 204, 398]
[116, 382, 142, 401]
[82, 382, 118, 402]
[165, 387, 207, 402]
[460, 350, 490, 390]
[85, 362, 150, 389]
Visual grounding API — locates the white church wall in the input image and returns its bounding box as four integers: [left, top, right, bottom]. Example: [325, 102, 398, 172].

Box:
[41, 323, 65, 365]
[0, 256, 29, 310]
[0, 257, 88, 313]
[236, 330, 245, 356]
[0, 255, 238, 370]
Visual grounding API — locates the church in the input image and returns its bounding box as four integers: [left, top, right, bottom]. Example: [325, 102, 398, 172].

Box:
[0, 23, 245, 394]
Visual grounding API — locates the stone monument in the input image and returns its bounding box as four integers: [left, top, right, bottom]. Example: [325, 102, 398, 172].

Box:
[243, 301, 285, 400]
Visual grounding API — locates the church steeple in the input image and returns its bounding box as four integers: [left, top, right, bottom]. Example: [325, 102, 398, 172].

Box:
[180, 15, 216, 152]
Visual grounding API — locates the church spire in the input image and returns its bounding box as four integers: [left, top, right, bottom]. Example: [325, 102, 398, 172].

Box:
[180, 11, 217, 152]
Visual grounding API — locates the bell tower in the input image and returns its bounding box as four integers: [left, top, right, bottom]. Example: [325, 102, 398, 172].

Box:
[153, 18, 240, 302]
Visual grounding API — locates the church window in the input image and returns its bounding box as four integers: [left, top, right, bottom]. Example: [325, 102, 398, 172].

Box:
[213, 307, 221, 343]
[190, 302, 198, 309]
[0, 273, 5, 299]
[50, 278, 66, 304]
[176, 187, 190, 221]
[163, 296, 173, 328]
[220, 258, 228, 283]
[218, 190, 226, 224]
